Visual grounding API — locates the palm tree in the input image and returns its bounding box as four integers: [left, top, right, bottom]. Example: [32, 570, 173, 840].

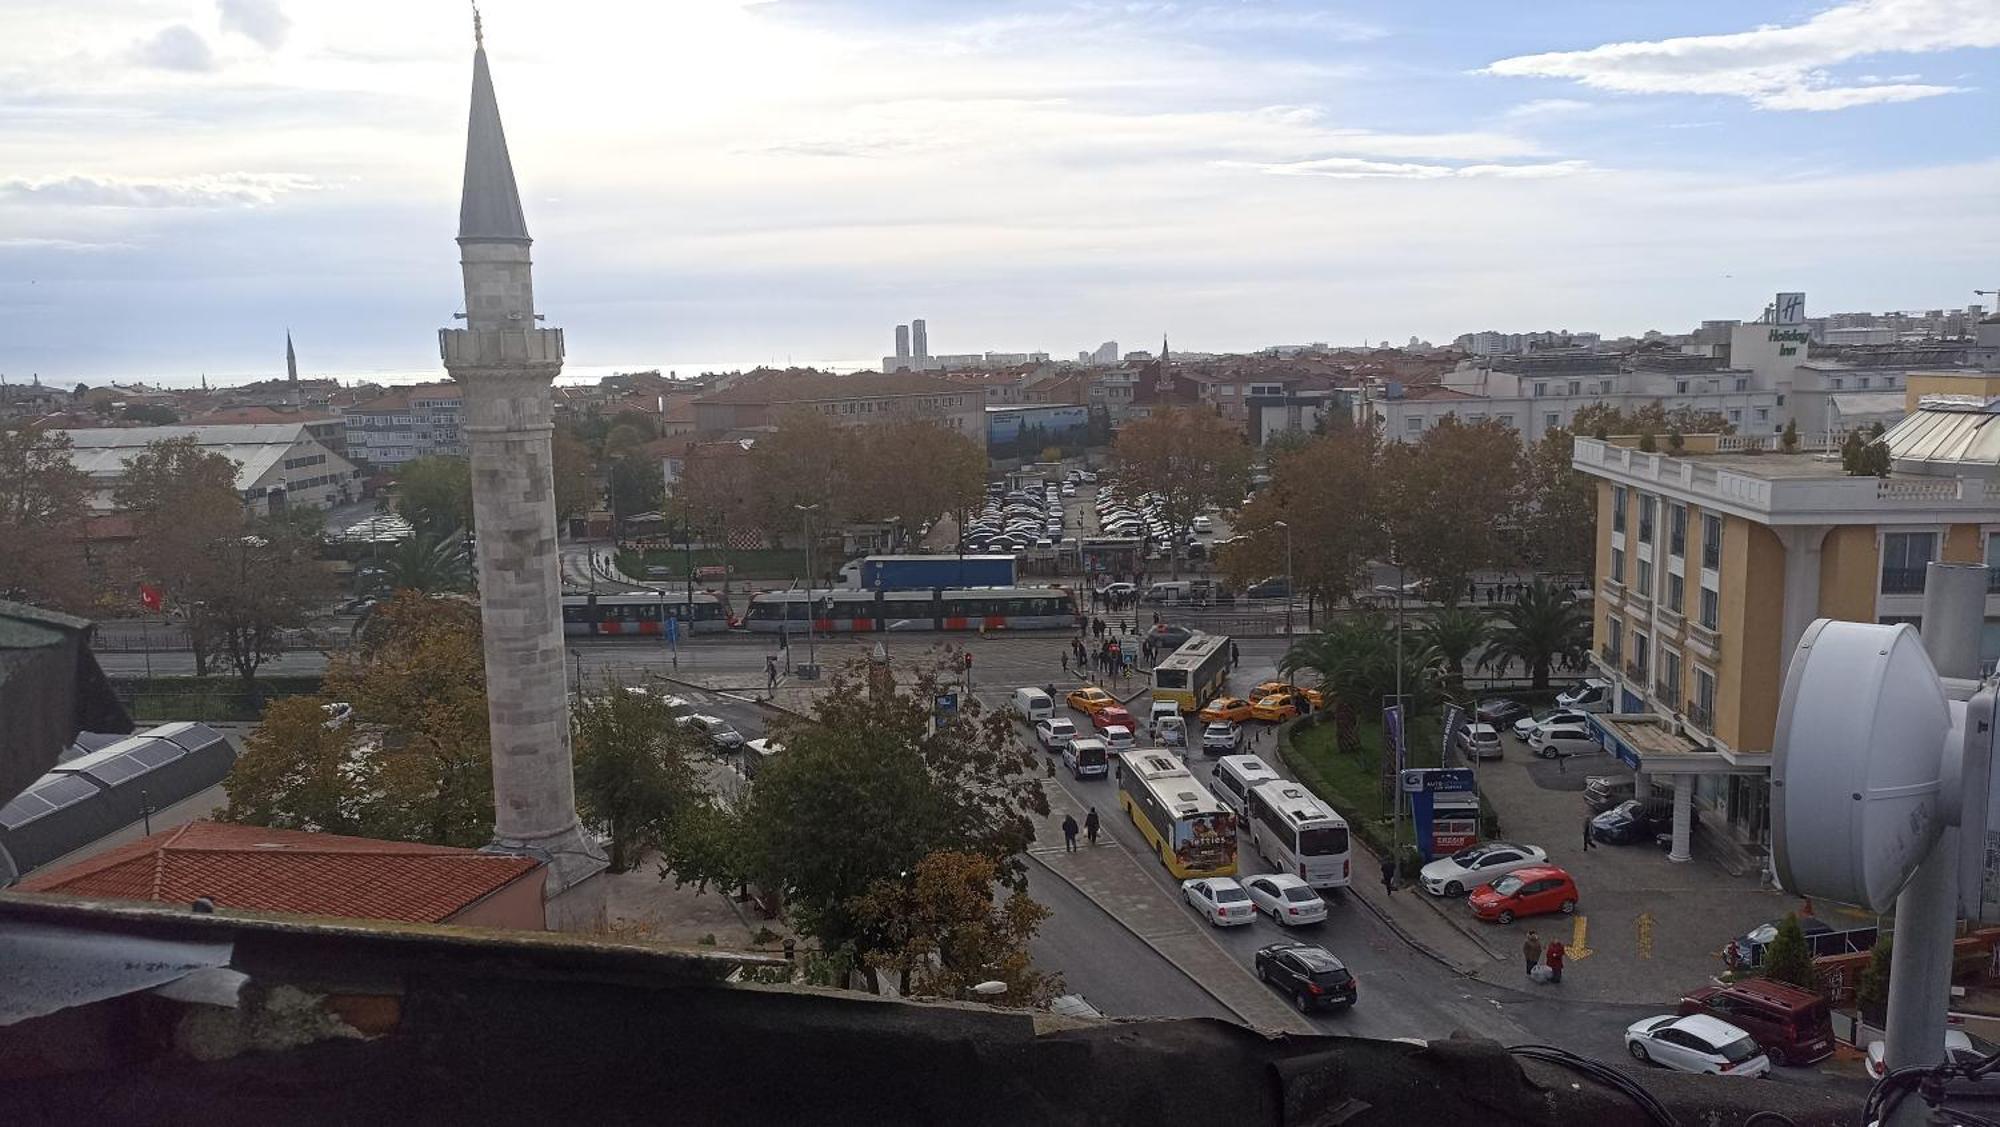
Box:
[1281, 615, 1438, 716]
[1481, 578, 1589, 689]
[368, 528, 473, 597]
[1418, 604, 1491, 696]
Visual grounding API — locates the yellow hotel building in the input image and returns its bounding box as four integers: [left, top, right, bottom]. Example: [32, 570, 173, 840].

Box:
[1571, 386, 2000, 871]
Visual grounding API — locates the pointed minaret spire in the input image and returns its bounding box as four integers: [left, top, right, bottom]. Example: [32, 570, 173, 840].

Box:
[458, 16, 530, 246]
[285, 330, 299, 405]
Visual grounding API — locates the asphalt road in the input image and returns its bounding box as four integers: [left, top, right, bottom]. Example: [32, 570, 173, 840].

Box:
[1024, 864, 1236, 1021]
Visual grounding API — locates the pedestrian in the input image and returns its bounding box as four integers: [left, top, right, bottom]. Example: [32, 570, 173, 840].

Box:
[766, 655, 778, 692]
[1230, 640, 1239, 668]
[1061, 650, 1070, 676]
[1522, 931, 1543, 977]
[1062, 813, 1079, 852]
[1379, 852, 1397, 895]
[1085, 806, 1101, 846]
[1545, 939, 1565, 984]
[1582, 813, 1596, 850]
[1152, 611, 1161, 626]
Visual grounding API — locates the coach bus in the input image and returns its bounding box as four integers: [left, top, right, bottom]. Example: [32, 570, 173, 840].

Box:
[1150, 632, 1230, 714]
[560, 590, 730, 638]
[1118, 751, 1238, 879]
[1244, 780, 1352, 892]
[741, 587, 1076, 634]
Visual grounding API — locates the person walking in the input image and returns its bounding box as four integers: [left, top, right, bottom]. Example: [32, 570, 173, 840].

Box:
[1061, 650, 1071, 676]
[1061, 814, 1079, 853]
[1230, 640, 1240, 669]
[1582, 814, 1596, 851]
[1544, 939, 1566, 984]
[1379, 852, 1397, 895]
[1085, 807, 1101, 846]
[766, 655, 779, 693]
[1522, 931, 1543, 977]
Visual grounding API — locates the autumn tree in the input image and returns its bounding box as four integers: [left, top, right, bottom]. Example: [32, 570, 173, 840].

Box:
[572, 684, 708, 873]
[223, 695, 370, 835]
[551, 425, 598, 521]
[1220, 424, 1385, 612]
[851, 419, 985, 550]
[395, 456, 473, 539]
[676, 441, 755, 598]
[1111, 407, 1252, 576]
[0, 427, 92, 610]
[749, 409, 857, 541]
[1383, 416, 1523, 604]
[1519, 427, 1597, 576]
[1573, 402, 1730, 440]
[203, 515, 336, 693]
[852, 850, 1061, 1006]
[114, 436, 247, 676]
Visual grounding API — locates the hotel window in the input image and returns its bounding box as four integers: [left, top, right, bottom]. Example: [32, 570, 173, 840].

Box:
[1699, 585, 1719, 630]
[1405, 416, 1423, 434]
[1728, 408, 1743, 424]
[1612, 486, 1627, 533]
[1676, 380, 1688, 394]
[1545, 412, 1560, 428]
[1637, 497, 1655, 544]
[1666, 571, 1684, 611]
[1756, 407, 1769, 422]
[1497, 414, 1514, 427]
[1636, 557, 1653, 597]
[1734, 378, 1748, 391]
[1881, 532, 1936, 594]
[1534, 382, 1548, 397]
[1567, 380, 1581, 396]
[1633, 632, 1650, 678]
[1693, 668, 1716, 727]
[1607, 617, 1623, 663]
[1668, 505, 1687, 557]
[1701, 513, 1722, 569]
[1832, 377, 1844, 390]
[1662, 650, 1681, 702]
[1611, 546, 1625, 584]
[1859, 376, 1871, 389]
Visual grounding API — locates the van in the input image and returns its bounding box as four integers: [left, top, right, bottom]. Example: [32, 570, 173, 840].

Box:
[1555, 677, 1614, 713]
[1209, 754, 1282, 819]
[1063, 737, 1109, 780]
[1678, 979, 1834, 1066]
[1148, 699, 1181, 730]
[1141, 581, 1193, 605]
[1013, 687, 1055, 724]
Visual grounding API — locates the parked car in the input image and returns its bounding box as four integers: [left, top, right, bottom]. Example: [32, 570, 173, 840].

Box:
[1527, 722, 1601, 759]
[677, 714, 745, 751]
[1475, 698, 1532, 728]
[1192, 515, 1213, 534]
[1034, 717, 1078, 751]
[1092, 705, 1136, 733]
[1242, 874, 1327, 926]
[1584, 773, 1671, 813]
[1590, 798, 1682, 844]
[1250, 694, 1300, 723]
[1678, 979, 1835, 1066]
[1182, 877, 1256, 927]
[1864, 1030, 1981, 1080]
[1201, 721, 1245, 755]
[1097, 581, 1137, 600]
[1513, 707, 1589, 741]
[1420, 842, 1549, 897]
[1254, 941, 1357, 1012]
[1063, 736, 1109, 780]
[1466, 865, 1578, 924]
[1625, 1014, 1772, 1078]
[1100, 725, 1136, 753]
[1066, 686, 1118, 715]
[1199, 697, 1255, 724]
[1453, 722, 1503, 760]
[1556, 677, 1614, 713]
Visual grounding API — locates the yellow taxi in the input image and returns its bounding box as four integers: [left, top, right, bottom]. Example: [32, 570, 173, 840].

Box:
[1066, 686, 1118, 715]
[1250, 694, 1302, 723]
[1198, 696, 1255, 724]
[1253, 681, 1324, 710]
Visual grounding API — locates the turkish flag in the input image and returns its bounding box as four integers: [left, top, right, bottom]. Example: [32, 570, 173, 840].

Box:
[139, 583, 164, 612]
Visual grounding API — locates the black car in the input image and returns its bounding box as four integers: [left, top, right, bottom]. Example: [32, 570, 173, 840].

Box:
[1475, 698, 1532, 727]
[1254, 941, 1357, 1013]
[1246, 576, 1291, 599]
[1150, 623, 1196, 652]
[1589, 798, 1680, 844]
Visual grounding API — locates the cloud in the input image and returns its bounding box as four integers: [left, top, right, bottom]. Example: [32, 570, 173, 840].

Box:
[1483, 0, 1997, 111]
[131, 25, 218, 73]
[0, 173, 316, 208]
[217, 0, 292, 50]
[1503, 98, 1595, 119]
[1218, 156, 1592, 180]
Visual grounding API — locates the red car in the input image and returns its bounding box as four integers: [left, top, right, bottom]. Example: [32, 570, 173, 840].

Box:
[1466, 865, 1579, 924]
[1092, 705, 1135, 733]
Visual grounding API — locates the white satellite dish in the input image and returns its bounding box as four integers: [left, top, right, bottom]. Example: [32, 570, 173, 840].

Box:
[1772, 620, 1955, 912]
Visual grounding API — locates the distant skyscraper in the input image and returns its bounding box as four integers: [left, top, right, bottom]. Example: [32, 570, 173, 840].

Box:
[912, 319, 929, 361]
[1091, 340, 1118, 365]
[894, 324, 910, 367]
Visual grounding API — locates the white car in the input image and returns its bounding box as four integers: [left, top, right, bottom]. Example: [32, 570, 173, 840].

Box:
[1864, 1030, 1979, 1080]
[1513, 708, 1588, 741]
[1100, 725, 1136, 752]
[1454, 722, 1503, 760]
[1035, 717, 1077, 751]
[1192, 516, 1213, 534]
[321, 701, 354, 729]
[1241, 873, 1328, 926]
[1527, 722, 1600, 759]
[1202, 721, 1243, 755]
[1556, 677, 1614, 713]
[1182, 877, 1256, 927]
[1097, 581, 1137, 600]
[1420, 842, 1549, 897]
[1625, 1014, 1772, 1078]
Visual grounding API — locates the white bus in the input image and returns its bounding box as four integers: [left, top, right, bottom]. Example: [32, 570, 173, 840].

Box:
[1244, 780, 1352, 891]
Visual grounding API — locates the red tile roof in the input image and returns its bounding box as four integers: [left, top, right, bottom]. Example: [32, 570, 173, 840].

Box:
[695, 369, 970, 406]
[15, 821, 541, 924]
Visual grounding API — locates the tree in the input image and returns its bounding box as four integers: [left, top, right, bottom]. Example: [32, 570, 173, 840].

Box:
[0, 427, 92, 609]
[676, 442, 755, 598]
[1761, 912, 1818, 992]
[1111, 407, 1253, 577]
[551, 426, 597, 521]
[120, 403, 179, 425]
[1519, 428, 1596, 577]
[365, 528, 471, 597]
[850, 419, 984, 551]
[572, 683, 707, 873]
[115, 436, 247, 677]
[395, 456, 473, 539]
[1383, 417, 1523, 604]
[1856, 935, 1892, 1022]
[1780, 418, 1799, 453]
[203, 516, 335, 693]
[1572, 402, 1731, 439]
[1220, 424, 1385, 613]
[1481, 578, 1589, 689]
[222, 695, 369, 835]
[851, 850, 1061, 1006]
[748, 409, 857, 538]
[608, 455, 665, 525]
[1841, 422, 1891, 477]
[1281, 614, 1438, 717]
[1418, 604, 1491, 697]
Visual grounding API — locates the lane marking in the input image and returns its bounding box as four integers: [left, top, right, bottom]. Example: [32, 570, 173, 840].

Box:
[1568, 914, 1593, 960]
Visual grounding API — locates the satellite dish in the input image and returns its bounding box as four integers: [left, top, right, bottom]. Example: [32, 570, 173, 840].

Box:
[1773, 620, 1954, 912]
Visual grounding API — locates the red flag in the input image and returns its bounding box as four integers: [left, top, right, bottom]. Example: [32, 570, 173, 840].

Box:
[139, 583, 164, 612]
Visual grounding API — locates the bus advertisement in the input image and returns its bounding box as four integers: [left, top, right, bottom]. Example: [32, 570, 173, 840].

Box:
[1118, 751, 1238, 879]
[1150, 632, 1231, 714]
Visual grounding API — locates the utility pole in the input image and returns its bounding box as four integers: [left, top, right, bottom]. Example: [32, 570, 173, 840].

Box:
[796, 503, 821, 677]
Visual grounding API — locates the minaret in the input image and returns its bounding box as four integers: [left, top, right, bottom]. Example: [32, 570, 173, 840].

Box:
[285, 331, 299, 406]
[439, 21, 606, 923]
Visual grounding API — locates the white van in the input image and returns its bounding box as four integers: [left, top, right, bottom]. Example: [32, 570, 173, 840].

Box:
[1063, 737, 1109, 780]
[1148, 699, 1181, 731]
[1209, 754, 1283, 820]
[1555, 677, 1614, 714]
[1013, 687, 1055, 724]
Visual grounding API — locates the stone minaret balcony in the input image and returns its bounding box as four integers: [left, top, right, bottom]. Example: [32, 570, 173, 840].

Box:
[439, 326, 565, 369]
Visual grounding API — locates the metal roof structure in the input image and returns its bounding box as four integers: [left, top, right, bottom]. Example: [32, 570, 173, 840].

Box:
[53, 423, 323, 495]
[1883, 396, 2000, 468]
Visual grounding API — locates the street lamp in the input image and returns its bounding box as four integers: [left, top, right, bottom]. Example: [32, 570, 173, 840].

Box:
[1270, 520, 1294, 636]
[795, 502, 821, 677]
[1374, 560, 1409, 856]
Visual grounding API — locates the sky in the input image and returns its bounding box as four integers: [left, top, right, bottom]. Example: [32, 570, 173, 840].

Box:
[2, 0, 1998, 387]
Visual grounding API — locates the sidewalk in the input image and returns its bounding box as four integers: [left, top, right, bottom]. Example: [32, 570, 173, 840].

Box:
[1029, 782, 1315, 1034]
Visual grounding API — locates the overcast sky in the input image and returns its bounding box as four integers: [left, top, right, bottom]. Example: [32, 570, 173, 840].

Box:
[3, 0, 1998, 386]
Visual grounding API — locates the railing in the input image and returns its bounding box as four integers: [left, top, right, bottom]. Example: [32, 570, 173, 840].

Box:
[1600, 644, 1621, 667]
[1881, 567, 1929, 595]
[1686, 701, 1713, 732]
[1989, 567, 2000, 594]
[1625, 660, 1647, 682]
[438, 326, 566, 367]
[1878, 478, 1964, 503]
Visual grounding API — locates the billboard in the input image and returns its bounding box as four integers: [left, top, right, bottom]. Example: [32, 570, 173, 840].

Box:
[986, 404, 1093, 457]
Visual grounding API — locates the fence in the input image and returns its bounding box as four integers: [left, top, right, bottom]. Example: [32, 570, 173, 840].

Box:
[112, 675, 325, 722]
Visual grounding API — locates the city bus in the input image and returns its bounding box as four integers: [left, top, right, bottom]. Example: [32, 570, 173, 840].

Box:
[1151, 632, 1231, 714]
[1244, 780, 1352, 892]
[1117, 751, 1238, 879]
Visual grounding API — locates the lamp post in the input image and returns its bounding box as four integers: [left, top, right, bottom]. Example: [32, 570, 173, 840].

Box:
[796, 503, 821, 675]
[1374, 561, 1409, 855]
[1271, 520, 1294, 636]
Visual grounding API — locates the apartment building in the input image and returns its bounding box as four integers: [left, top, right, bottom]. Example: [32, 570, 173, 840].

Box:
[691, 370, 983, 439]
[342, 383, 464, 468]
[1573, 403, 2000, 873]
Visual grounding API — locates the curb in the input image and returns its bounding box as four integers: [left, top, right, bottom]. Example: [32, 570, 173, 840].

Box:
[652, 673, 816, 722]
[1023, 850, 1312, 1035]
[1347, 840, 1494, 981]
